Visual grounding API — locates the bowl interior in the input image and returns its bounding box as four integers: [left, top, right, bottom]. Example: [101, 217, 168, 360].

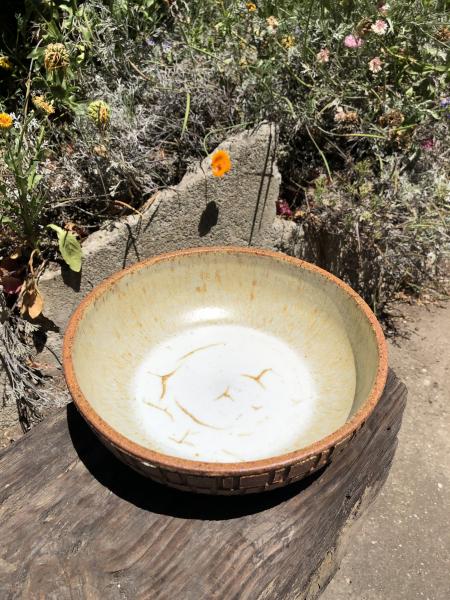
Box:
[68, 250, 382, 464]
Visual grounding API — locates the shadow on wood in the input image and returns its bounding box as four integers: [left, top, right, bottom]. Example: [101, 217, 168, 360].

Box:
[67, 402, 324, 520]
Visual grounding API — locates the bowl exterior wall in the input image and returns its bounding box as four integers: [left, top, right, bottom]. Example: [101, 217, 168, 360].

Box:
[64, 247, 387, 495]
[90, 417, 365, 495]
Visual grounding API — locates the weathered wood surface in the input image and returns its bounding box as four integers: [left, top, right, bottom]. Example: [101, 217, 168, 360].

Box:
[0, 370, 406, 600]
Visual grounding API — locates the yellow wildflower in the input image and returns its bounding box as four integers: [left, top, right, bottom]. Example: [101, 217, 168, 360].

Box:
[44, 43, 70, 71]
[32, 95, 55, 115]
[246, 2, 257, 12]
[0, 113, 13, 129]
[281, 35, 295, 49]
[211, 149, 232, 177]
[87, 100, 110, 128]
[0, 56, 13, 71]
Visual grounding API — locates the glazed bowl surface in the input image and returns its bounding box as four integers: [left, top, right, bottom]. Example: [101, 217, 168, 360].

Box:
[64, 247, 387, 494]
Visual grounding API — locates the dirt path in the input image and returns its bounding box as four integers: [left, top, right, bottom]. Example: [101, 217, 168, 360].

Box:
[322, 301, 450, 600]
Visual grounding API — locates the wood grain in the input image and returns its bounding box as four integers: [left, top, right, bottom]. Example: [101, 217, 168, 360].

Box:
[0, 370, 406, 600]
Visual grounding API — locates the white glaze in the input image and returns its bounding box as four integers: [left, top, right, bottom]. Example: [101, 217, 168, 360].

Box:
[133, 324, 355, 462]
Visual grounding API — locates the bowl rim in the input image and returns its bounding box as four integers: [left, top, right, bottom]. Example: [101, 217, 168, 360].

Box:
[63, 246, 388, 476]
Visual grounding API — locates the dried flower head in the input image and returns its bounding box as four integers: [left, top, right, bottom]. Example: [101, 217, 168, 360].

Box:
[0, 56, 13, 71]
[32, 95, 55, 115]
[246, 2, 257, 12]
[44, 43, 70, 71]
[371, 19, 388, 35]
[211, 149, 232, 177]
[378, 3, 390, 16]
[0, 113, 13, 129]
[379, 110, 405, 128]
[281, 35, 295, 49]
[436, 26, 450, 42]
[356, 17, 373, 36]
[316, 48, 330, 63]
[87, 100, 110, 128]
[334, 107, 359, 124]
[344, 34, 364, 48]
[369, 56, 383, 73]
[393, 128, 412, 149]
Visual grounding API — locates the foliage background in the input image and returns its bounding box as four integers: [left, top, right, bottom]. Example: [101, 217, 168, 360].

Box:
[0, 0, 449, 314]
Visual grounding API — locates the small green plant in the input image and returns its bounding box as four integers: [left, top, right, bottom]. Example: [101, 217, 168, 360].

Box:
[0, 102, 82, 272]
[0, 113, 47, 250]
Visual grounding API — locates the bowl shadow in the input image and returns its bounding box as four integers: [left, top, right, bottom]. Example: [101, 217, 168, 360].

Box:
[67, 403, 325, 521]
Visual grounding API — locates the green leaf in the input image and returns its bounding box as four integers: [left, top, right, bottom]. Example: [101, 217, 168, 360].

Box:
[27, 48, 44, 60]
[424, 109, 440, 120]
[27, 172, 43, 192]
[48, 224, 82, 272]
[59, 3, 73, 14]
[181, 92, 191, 137]
[425, 64, 447, 73]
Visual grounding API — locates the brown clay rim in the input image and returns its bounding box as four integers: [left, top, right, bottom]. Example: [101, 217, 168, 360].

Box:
[63, 246, 388, 477]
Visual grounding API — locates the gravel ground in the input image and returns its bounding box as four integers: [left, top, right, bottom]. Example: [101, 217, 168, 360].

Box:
[322, 301, 450, 600]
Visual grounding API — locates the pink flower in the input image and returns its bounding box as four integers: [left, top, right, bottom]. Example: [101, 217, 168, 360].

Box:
[368, 57, 383, 73]
[378, 3, 390, 16]
[371, 19, 388, 35]
[316, 48, 330, 63]
[421, 139, 434, 151]
[344, 34, 364, 48]
[276, 199, 293, 218]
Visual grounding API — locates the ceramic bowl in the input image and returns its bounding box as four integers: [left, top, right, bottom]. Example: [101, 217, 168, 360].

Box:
[64, 247, 387, 495]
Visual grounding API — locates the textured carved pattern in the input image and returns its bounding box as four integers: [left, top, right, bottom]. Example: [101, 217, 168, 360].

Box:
[98, 431, 362, 495]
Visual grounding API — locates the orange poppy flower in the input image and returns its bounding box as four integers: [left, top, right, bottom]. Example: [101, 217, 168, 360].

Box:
[0, 113, 13, 129]
[211, 149, 232, 177]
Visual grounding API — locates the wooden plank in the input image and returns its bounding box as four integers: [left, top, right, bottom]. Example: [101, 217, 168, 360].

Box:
[0, 370, 406, 600]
